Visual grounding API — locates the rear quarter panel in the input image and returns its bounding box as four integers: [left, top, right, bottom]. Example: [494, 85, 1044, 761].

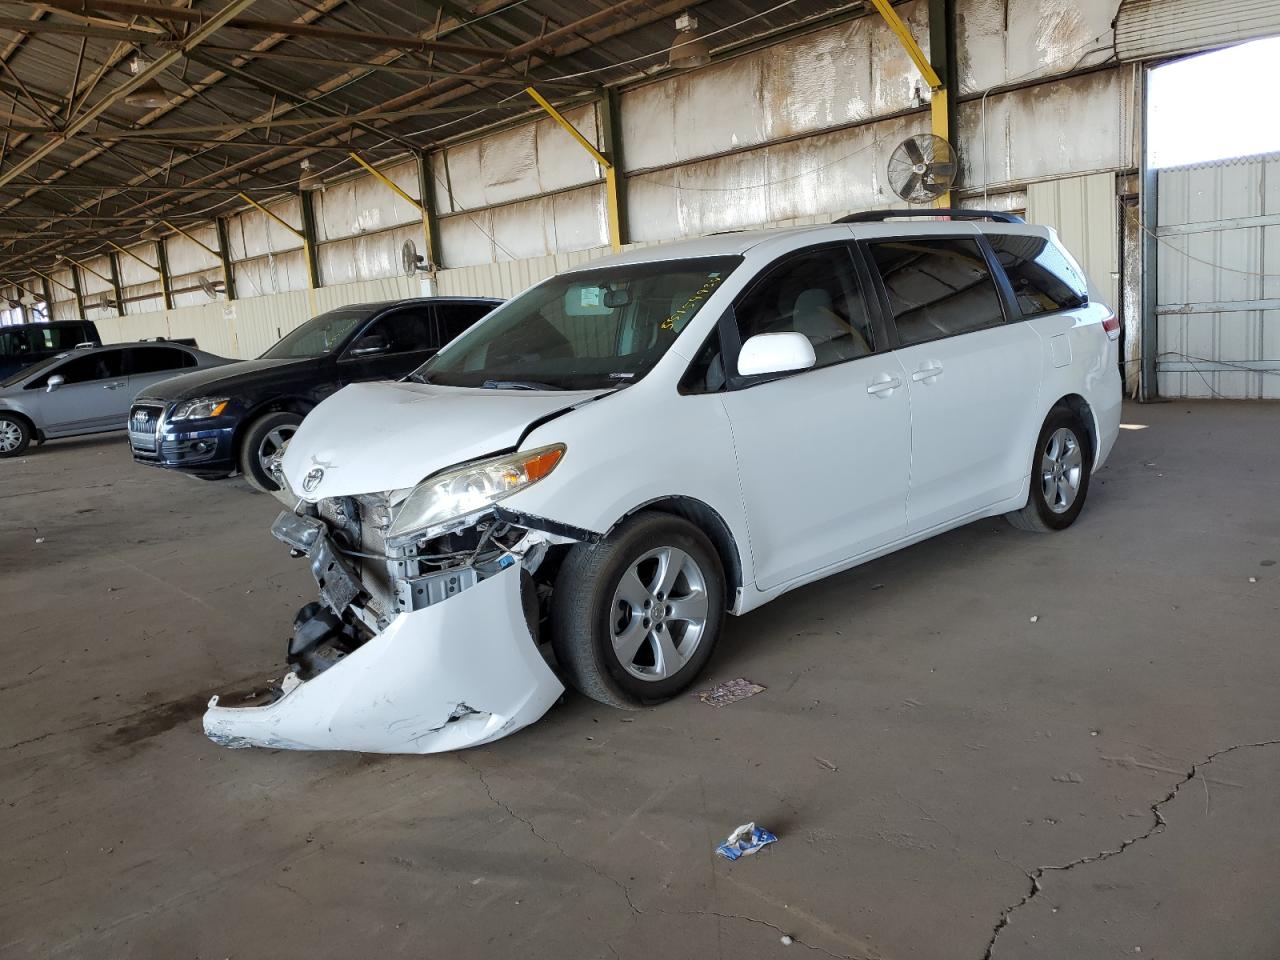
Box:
[1025, 302, 1122, 471]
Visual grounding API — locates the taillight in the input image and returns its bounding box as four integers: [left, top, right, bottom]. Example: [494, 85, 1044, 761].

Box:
[1101, 312, 1120, 340]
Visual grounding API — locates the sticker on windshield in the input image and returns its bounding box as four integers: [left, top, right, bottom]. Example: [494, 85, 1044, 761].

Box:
[662, 273, 728, 331]
[579, 286, 602, 308]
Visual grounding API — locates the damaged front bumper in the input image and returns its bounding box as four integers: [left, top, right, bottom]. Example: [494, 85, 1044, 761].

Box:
[204, 563, 564, 753]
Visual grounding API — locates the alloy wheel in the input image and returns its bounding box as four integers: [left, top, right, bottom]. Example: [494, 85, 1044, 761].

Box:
[609, 546, 710, 681]
[258, 425, 295, 475]
[1040, 426, 1083, 514]
[0, 420, 23, 453]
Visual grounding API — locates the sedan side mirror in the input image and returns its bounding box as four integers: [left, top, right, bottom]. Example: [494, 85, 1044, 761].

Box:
[46, 374, 65, 393]
[348, 334, 391, 358]
[737, 332, 816, 378]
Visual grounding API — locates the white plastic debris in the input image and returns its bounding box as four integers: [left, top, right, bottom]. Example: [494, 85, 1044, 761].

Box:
[1029, 615, 1039, 623]
[715, 822, 778, 861]
[780, 935, 794, 945]
[34, 537, 45, 544]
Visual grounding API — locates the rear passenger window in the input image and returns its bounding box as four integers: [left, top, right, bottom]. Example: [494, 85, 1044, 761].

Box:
[987, 233, 1088, 316]
[868, 238, 1005, 347]
[733, 246, 874, 371]
[128, 346, 192, 373]
[370, 310, 438, 353]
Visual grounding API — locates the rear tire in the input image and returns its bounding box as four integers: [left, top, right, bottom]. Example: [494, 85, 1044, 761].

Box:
[550, 512, 725, 709]
[0, 414, 31, 458]
[1006, 405, 1093, 532]
[239, 411, 301, 492]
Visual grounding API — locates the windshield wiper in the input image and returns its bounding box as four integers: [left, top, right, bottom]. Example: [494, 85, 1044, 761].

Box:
[481, 379, 561, 391]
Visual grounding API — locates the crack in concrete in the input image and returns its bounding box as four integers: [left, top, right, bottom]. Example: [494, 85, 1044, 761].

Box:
[459, 756, 641, 916]
[982, 738, 1280, 959]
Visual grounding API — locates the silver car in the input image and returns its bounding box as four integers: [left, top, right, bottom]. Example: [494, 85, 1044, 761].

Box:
[0, 341, 230, 457]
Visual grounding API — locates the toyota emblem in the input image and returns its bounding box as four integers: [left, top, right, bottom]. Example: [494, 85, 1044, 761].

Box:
[302, 467, 324, 493]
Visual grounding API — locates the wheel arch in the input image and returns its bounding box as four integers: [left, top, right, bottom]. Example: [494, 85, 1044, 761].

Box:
[610, 496, 745, 603]
[0, 407, 39, 440]
[1050, 393, 1098, 463]
[232, 397, 311, 456]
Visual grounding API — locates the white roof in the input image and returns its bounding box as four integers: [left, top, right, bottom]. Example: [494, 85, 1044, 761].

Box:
[575, 219, 1055, 271]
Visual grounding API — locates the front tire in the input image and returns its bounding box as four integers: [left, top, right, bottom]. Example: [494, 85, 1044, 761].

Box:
[239, 411, 301, 492]
[551, 512, 725, 708]
[1006, 405, 1093, 532]
[0, 414, 31, 458]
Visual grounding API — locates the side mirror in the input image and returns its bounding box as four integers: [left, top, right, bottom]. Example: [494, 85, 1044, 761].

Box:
[46, 374, 65, 393]
[737, 332, 816, 378]
[348, 334, 391, 358]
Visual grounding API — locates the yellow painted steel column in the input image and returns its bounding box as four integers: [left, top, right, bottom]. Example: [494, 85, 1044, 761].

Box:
[870, 0, 952, 208]
[525, 86, 622, 252]
[348, 150, 437, 282]
[162, 220, 222, 259]
[32, 268, 77, 298]
[237, 191, 317, 294]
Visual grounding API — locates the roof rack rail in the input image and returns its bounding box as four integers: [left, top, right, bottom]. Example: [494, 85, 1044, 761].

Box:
[835, 208, 1025, 224]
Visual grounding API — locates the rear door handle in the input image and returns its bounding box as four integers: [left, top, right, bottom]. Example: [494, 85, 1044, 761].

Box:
[103, 380, 127, 390]
[911, 363, 944, 383]
[866, 374, 903, 397]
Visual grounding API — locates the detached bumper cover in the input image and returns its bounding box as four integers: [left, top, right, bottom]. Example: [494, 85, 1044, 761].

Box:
[203, 565, 563, 753]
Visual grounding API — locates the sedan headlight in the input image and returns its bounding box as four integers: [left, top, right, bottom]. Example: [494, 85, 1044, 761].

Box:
[387, 444, 565, 543]
[170, 396, 229, 420]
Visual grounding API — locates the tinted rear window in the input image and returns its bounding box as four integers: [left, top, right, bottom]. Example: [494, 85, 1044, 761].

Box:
[987, 233, 1088, 316]
[867, 237, 1005, 347]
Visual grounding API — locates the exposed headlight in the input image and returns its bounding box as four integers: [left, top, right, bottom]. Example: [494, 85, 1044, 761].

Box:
[170, 396, 229, 420]
[387, 444, 565, 543]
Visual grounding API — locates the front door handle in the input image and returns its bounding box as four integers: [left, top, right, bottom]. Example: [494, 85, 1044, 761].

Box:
[911, 363, 944, 384]
[866, 374, 903, 397]
[103, 380, 127, 390]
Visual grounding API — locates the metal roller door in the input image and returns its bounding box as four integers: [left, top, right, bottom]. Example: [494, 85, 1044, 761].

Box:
[1155, 152, 1280, 399]
[1116, 0, 1280, 62]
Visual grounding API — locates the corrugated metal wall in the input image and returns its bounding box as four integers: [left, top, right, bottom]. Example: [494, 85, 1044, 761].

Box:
[1155, 152, 1280, 399]
[1027, 173, 1120, 309]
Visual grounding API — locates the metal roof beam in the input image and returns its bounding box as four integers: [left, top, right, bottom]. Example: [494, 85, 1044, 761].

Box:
[33, 0, 509, 59]
[0, 0, 264, 189]
[0, 13, 154, 42]
[182, 48, 421, 151]
[192, 43, 595, 90]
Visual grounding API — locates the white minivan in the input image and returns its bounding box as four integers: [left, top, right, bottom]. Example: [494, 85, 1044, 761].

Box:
[205, 211, 1122, 754]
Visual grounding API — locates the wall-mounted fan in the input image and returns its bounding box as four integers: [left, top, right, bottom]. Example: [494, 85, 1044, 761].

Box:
[401, 238, 431, 277]
[198, 276, 226, 300]
[887, 133, 957, 204]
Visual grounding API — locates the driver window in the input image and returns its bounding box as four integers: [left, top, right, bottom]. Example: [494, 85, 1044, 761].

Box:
[734, 246, 874, 372]
[27, 350, 124, 388]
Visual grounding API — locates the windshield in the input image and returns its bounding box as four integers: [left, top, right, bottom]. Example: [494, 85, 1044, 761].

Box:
[1, 352, 68, 388]
[411, 256, 741, 390]
[261, 308, 368, 359]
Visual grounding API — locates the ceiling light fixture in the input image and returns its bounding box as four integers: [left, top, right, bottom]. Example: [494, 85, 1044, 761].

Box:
[299, 157, 325, 192]
[123, 57, 169, 109]
[668, 12, 711, 70]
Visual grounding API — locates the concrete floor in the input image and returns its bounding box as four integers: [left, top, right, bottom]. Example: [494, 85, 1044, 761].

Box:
[2, 400, 1278, 960]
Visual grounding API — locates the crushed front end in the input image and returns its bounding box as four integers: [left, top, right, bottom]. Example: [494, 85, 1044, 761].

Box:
[203, 487, 569, 753]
